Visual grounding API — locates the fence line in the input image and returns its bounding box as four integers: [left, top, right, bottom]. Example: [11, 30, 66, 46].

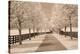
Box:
[8, 32, 51, 44]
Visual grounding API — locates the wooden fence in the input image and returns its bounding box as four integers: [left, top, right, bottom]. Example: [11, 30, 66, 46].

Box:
[59, 31, 78, 38]
[8, 33, 39, 44]
[8, 32, 52, 53]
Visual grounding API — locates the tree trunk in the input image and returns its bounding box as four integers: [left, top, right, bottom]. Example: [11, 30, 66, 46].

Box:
[65, 26, 66, 37]
[69, 16, 72, 39]
[37, 28, 39, 33]
[18, 18, 22, 45]
[33, 28, 35, 38]
[29, 28, 31, 40]
[33, 28, 35, 33]
[18, 28, 22, 45]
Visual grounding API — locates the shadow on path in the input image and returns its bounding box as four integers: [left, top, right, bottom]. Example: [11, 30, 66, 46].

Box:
[36, 34, 67, 52]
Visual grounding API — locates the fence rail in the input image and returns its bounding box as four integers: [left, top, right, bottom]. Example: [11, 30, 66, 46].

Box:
[8, 32, 50, 45]
[59, 31, 78, 38]
[8, 33, 39, 44]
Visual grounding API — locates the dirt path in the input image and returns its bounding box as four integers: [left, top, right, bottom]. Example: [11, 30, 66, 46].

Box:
[36, 34, 67, 52]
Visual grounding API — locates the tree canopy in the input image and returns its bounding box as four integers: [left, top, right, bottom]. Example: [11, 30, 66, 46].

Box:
[10, 1, 78, 32]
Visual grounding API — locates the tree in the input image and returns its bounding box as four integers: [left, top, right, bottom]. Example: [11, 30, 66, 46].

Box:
[10, 1, 28, 44]
[63, 4, 78, 39]
[10, 2, 45, 41]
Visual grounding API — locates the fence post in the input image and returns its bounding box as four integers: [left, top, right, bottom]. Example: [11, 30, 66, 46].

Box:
[8, 36, 11, 53]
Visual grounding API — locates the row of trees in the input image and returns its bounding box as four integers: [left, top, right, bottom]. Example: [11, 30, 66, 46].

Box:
[9, 1, 78, 44]
[9, 1, 47, 44]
